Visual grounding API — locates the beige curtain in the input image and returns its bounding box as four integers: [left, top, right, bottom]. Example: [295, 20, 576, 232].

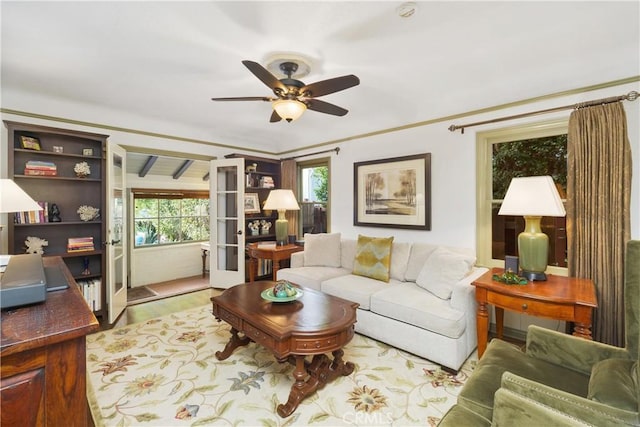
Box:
[567, 102, 631, 346]
[280, 159, 299, 238]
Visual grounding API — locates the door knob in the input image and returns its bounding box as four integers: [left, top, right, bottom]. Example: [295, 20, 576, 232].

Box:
[237, 230, 243, 235]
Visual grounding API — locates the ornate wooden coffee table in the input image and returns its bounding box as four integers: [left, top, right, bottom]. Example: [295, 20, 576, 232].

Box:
[211, 281, 358, 417]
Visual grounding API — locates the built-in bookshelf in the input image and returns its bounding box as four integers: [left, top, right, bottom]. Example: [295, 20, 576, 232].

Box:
[5, 121, 108, 318]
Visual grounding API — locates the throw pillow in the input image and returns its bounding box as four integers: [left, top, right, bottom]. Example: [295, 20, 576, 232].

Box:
[303, 233, 341, 267]
[588, 358, 638, 412]
[416, 247, 475, 299]
[352, 235, 394, 282]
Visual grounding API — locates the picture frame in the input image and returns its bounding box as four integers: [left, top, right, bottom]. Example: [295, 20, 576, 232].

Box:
[20, 136, 41, 151]
[82, 148, 94, 156]
[354, 153, 431, 230]
[244, 193, 261, 214]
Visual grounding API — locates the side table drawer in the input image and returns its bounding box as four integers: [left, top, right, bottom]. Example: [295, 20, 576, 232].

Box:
[293, 336, 337, 352]
[244, 323, 275, 348]
[488, 293, 574, 320]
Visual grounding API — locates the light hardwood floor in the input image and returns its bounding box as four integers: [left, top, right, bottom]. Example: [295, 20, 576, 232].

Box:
[101, 282, 222, 330]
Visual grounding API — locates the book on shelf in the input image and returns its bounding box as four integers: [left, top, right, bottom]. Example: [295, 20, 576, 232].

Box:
[24, 160, 57, 176]
[67, 236, 95, 252]
[13, 201, 48, 224]
[77, 277, 101, 311]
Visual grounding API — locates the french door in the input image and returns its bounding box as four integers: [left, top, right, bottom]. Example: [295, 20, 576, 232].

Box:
[209, 158, 245, 288]
[106, 143, 127, 323]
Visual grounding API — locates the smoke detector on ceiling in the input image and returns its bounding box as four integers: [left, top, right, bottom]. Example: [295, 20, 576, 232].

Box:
[397, 2, 418, 18]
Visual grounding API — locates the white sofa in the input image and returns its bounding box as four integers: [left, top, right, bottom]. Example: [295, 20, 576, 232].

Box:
[276, 234, 489, 371]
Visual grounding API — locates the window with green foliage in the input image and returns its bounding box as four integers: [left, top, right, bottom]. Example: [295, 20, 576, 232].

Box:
[476, 119, 569, 273]
[133, 190, 209, 247]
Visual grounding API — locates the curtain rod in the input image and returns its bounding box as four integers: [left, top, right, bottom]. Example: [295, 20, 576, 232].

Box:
[280, 147, 340, 161]
[448, 91, 639, 134]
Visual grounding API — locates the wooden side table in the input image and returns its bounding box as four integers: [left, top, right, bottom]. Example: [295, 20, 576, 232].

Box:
[246, 242, 304, 283]
[473, 268, 597, 358]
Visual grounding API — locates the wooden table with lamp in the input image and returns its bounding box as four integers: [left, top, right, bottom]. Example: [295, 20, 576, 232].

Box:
[473, 267, 597, 358]
[246, 242, 303, 283]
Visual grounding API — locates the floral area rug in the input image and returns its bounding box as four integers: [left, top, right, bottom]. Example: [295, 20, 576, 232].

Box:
[87, 304, 477, 426]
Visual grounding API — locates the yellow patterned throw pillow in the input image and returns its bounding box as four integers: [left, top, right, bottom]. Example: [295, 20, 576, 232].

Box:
[352, 235, 394, 282]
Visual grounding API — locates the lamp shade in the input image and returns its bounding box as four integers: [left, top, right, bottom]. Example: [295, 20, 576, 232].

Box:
[272, 99, 307, 122]
[498, 176, 566, 217]
[0, 179, 43, 213]
[263, 189, 300, 211]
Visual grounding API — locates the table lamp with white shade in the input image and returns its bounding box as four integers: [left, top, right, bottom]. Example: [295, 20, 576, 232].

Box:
[498, 175, 566, 281]
[262, 189, 300, 246]
[0, 179, 43, 253]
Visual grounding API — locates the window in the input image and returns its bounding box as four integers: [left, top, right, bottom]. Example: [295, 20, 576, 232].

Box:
[297, 159, 329, 235]
[476, 119, 568, 274]
[132, 190, 209, 247]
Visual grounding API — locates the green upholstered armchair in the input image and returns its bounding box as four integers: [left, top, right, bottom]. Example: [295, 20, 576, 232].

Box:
[439, 240, 640, 426]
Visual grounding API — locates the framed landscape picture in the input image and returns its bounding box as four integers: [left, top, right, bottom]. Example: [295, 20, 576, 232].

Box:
[354, 153, 431, 230]
[244, 193, 261, 214]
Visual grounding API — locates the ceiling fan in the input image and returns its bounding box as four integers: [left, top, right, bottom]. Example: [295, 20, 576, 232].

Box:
[211, 60, 360, 123]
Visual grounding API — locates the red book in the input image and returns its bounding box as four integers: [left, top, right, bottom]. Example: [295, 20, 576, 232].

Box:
[24, 169, 58, 176]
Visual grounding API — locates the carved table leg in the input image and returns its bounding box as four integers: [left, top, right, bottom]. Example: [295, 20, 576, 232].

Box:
[215, 328, 250, 361]
[477, 301, 489, 358]
[277, 350, 354, 418]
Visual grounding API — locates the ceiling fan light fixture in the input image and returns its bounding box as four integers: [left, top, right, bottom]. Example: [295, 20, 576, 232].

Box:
[272, 99, 306, 122]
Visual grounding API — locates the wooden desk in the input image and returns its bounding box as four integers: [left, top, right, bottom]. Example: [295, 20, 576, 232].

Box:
[473, 268, 597, 358]
[1, 256, 99, 426]
[246, 242, 304, 283]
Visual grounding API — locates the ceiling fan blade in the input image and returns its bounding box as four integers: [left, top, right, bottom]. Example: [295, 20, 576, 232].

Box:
[300, 75, 360, 98]
[211, 96, 274, 102]
[306, 99, 349, 116]
[242, 60, 288, 93]
[269, 110, 282, 123]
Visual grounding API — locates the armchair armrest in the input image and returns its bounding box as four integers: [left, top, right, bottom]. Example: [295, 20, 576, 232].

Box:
[290, 251, 304, 268]
[526, 325, 630, 375]
[493, 372, 639, 426]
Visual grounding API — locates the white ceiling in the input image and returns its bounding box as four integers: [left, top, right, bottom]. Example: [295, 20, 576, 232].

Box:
[1, 1, 639, 158]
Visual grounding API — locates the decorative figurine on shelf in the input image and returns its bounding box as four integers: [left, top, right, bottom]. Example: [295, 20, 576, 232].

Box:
[248, 220, 260, 236]
[74, 161, 91, 177]
[246, 163, 257, 173]
[260, 220, 272, 235]
[82, 257, 91, 275]
[24, 236, 49, 255]
[77, 205, 100, 221]
[49, 203, 62, 222]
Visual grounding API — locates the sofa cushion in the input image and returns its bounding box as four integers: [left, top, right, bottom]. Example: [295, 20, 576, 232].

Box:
[321, 274, 395, 310]
[588, 358, 638, 411]
[389, 242, 412, 281]
[416, 247, 475, 299]
[404, 243, 439, 281]
[341, 239, 357, 271]
[303, 232, 341, 267]
[352, 235, 394, 282]
[276, 266, 351, 291]
[370, 282, 467, 338]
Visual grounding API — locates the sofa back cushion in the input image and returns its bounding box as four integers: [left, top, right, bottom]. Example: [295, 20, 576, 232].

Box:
[404, 243, 439, 281]
[352, 235, 394, 282]
[341, 239, 357, 270]
[303, 232, 341, 267]
[415, 247, 475, 299]
[389, 242, 412, 281]
[588, 358, 638, 412]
